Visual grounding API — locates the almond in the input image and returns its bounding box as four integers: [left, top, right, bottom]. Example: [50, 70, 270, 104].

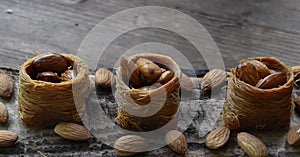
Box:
[0, 73, 14, 98]
[201, 69, 226, 93]
[36, 71, 61, 83]
[61, 70, 75, 81]
[0, 130, 18, 147]
[0, 102, 8, 123]
[165, 130, 187, 155]
[54, 122, 93, 141]
[137, 58, 163, 79]
[157, 70, 174, 85]
[237, 132, 268, 157]
[120, 57, 143, 88]
[205, 127, 230, 149]
[255, 72, 287, 89]
[95, 68, 115, 89]
[287, 125, 300, 147]
[180, 73, 194, 91]
[33, 53, 68, 73]
[236, 60, 270, 85]
[114, 135, 148, 156]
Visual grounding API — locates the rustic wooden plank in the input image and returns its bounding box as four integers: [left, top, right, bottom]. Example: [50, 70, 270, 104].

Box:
[1, 0, 300, 72]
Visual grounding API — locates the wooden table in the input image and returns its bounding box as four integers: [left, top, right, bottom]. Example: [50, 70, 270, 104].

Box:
[0, 0, 300, 156]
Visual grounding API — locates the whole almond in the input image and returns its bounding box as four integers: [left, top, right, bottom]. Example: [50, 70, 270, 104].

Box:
[33, 53, 68, 73]
[287, 125, 300, 147]
[157, 70, 174, 85]
[237, 132, 268, 157]
[201, 69, 226, 93]
[236, 60, 270, 85]
[114, 135, 148, 156]
[165, 130, 187, 155]
[120, 57, 143, 88]
[255, 72, 287, 89]
[0, 102, 8, 123]
[0, 130, 18, 147]
[36, 71, 61, 83]
[54, 122, 93, 141]
[61, 70, 75, 81]
[180, 73, 194, 91]
[205, 127, 230, 149]
[0, 73, 14, 98]
[95, 68, 115, 89]
[137, 58, 163, 79]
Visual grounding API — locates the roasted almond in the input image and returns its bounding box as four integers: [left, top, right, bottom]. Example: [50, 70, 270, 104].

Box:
[54, 122, 93, 141]
[236, 60, 270, 85]
[201, 69, 226, 93]
[180, 73, 194, 91]
[287, 125, 300, 147]
[120, 57, 143, 88]
[95, 68, 115, 89]
[237, 132, 268, 157]
[157, 70, 174, 85]
[0, 102, 8, 123]
[36, 71, 61, 83]
[0, 73, 14, 98]
[0, 130, 18, 147]
[205, 127, 230, 149]
[61, 70, 75, 81]
[255, 72, 287, 89]
[137, 58, 163, 80]
[33, 53, 68, 73]
[165, 130, 187, 155]
[114, 135, 148, 156]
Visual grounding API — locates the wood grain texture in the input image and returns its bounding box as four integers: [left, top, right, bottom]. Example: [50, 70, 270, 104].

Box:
[0, 0, 300, 71]
[1, 0, 300, 156]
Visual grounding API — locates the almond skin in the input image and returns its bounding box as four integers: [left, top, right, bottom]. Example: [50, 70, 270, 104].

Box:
[114, 135, 148, 156]
[54, 122, 93, 141]
[255, 72, 287, 89]
[0, 130, 18, 147]
[36, 71, 61, 83]
[33, 53, 68, 73]
[95, 68, 115, 89]
[137, 58, 163, 79]
[0, 73, 14, 98]
[201, 69, 226, 93]
[287, 125, 300, 147]
[205, 127, 230, 149]
[61, 70, 75, 81]
[237, 132, 268, 157]
[0, 102, 8, 123]
[236, 60, 271, 86]
[165, 130, 187, 155]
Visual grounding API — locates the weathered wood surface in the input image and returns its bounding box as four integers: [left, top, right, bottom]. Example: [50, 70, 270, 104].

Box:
[1, 0, 300, 156]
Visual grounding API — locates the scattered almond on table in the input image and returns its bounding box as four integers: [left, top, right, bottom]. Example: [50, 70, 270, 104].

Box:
[237, 132, 268, 157]
[114, 135, 148, 156]
[201, 69, 226, 93]
[54, 122, 93, 141]
[95, 68, 115, 89]
[287, 125, 300, 147]
[205, 127, 230, 150]
[164, 130, 187, 155]
[0, 73, 14, 98]
[0, 130, 18, 147]
[0, 102, 8, 123]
